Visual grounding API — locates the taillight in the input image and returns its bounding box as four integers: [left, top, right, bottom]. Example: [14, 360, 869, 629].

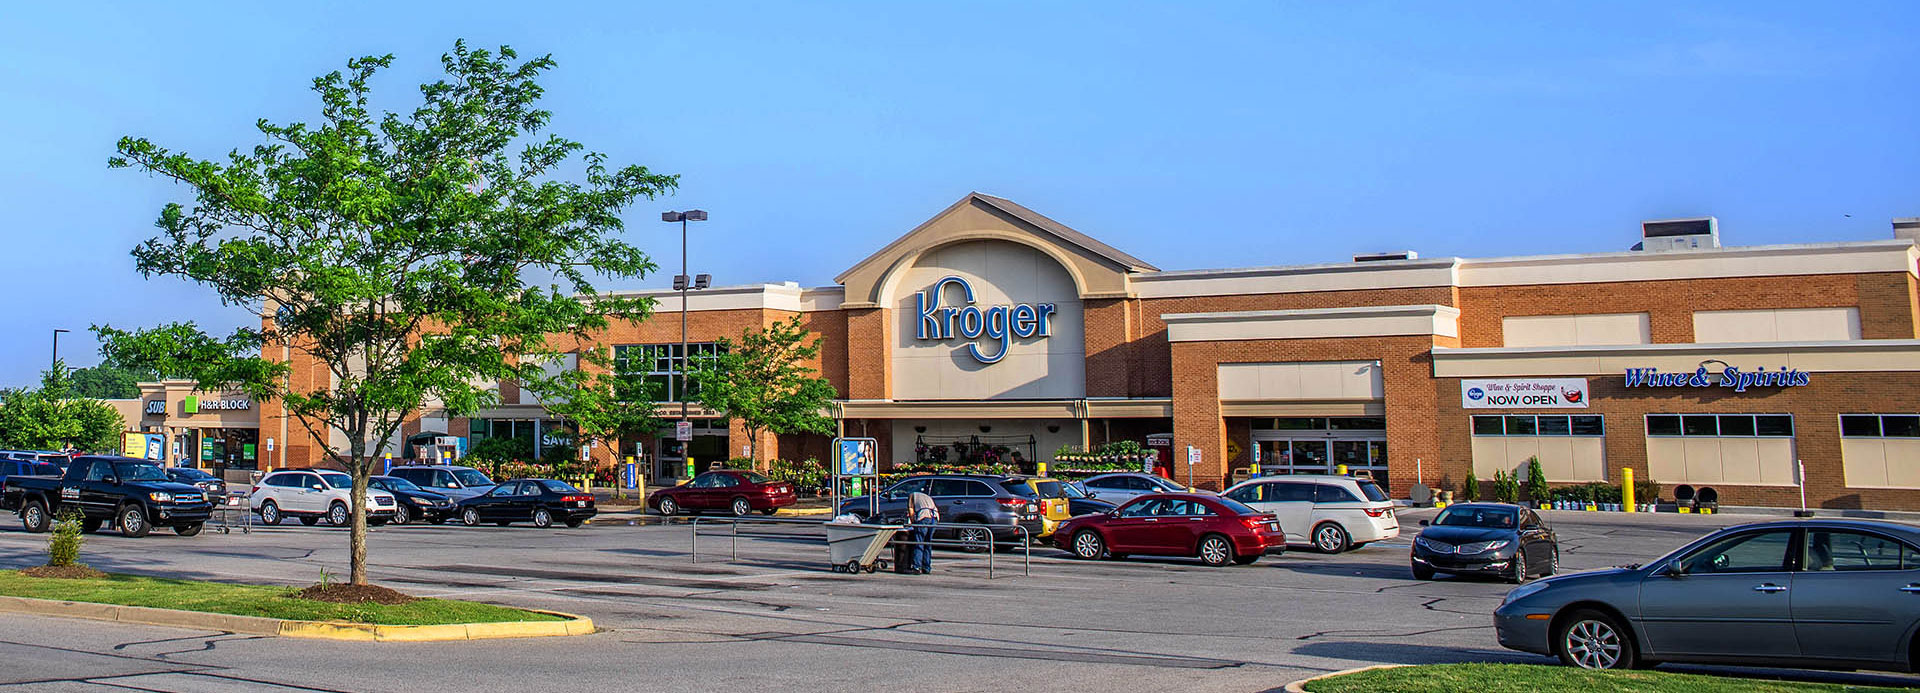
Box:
[1363, 507, 1390, 518]
[1241, 517, 1266, 530]
[996, 497, 1034, 513]
[562, 495, 592, 503]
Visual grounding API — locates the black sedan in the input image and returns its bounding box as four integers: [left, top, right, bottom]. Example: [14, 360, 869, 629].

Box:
[370, 475, 457, 525]
[1411, 503, 1558, 583]
[1063, 481, 1117, 517]
[164, 467, 228, 497]
[455, 478, 596, 528]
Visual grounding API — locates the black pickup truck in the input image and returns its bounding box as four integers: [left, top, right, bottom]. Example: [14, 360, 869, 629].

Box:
[1, 456, 214, 537]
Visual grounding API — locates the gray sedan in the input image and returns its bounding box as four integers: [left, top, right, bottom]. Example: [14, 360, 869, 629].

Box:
[1495, 519, 1920, 672]
[1079, 473, 1199, 504]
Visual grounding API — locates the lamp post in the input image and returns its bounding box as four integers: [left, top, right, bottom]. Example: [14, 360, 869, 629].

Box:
[50, 328, 69, 373]
[661, 210, 709, 466]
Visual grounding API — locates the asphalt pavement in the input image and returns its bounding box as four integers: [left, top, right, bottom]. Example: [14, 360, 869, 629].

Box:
[0, 508, 1914, 692]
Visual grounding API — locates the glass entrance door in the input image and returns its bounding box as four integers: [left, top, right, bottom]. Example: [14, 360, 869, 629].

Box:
[1255, 437, 1385, 479]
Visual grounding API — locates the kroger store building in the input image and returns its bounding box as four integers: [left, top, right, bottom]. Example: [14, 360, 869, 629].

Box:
[266, 194, 1920, 511]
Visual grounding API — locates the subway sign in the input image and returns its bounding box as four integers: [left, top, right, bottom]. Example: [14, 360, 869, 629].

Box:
[915, 275, 1056, 364]
[1624, 366, 1809, 392]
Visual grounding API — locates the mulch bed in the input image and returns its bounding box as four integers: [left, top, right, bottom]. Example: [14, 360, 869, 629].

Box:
[292, 583, 418, 605]
[21, 565, 108, 579]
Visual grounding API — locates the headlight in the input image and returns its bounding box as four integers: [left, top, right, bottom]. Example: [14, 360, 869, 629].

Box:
[1503, 581, 1551, 605]
[1414, 536, 1443, 551]
[148, 492, 173, 502]
[1460, 540, 1510, 554]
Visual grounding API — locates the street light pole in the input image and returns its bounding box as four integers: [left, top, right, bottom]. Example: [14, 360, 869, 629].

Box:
[50, 328, 69, 373]
[661, 210, 708, 470]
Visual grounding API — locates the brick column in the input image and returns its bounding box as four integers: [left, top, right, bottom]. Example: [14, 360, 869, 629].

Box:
[1169, 342, 1228, 489]
[845, 307, 891, 399]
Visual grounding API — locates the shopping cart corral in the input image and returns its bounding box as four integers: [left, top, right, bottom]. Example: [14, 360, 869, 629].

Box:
[212, 492, 252, 534]
[686, 516, 1031, 578]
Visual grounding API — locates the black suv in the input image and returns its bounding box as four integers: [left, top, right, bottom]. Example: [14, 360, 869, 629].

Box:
[836, 474, 1045, 547]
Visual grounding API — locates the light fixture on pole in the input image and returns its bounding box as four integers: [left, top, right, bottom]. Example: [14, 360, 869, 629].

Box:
[661, 210, 710, 452]
[50, 328, 70, 373]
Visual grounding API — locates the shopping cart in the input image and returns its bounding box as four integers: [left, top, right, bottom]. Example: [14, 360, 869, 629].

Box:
[212, 492, 252, 534]
[824, 521, 904, 574]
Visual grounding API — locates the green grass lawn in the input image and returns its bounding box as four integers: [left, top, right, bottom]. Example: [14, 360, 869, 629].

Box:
[1303, 663, 1912, 693]
[0, 571, 564, 626]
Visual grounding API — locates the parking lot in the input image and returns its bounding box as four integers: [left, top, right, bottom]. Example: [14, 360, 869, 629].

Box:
[0, 508, 1916, 692]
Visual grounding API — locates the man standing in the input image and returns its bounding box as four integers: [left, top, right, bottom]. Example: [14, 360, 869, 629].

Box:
[907, 491, 939, 574]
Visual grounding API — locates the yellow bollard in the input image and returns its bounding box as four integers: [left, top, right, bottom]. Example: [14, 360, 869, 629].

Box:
[1622, 468, 1636, 512]
[1336, 464, 1348, 475]
[1037, 460, 1048, 477]
[685, 456, 695, 479]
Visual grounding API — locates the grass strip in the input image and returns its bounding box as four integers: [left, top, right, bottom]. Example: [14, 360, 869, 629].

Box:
[0, 571, 563, 626]
[1303, 663, 1910, 693]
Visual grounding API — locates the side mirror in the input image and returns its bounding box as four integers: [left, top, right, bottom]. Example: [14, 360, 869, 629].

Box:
[1418, 520, 1430, 526]
[1661, 563, 1686, 578]
[103, 476, 118, 485]
[311, 485, 325, 491]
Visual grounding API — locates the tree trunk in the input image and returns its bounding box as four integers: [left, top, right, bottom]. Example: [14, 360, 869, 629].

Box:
[348, 438, 369, 586]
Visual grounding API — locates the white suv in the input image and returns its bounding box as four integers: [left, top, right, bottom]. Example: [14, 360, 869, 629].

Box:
[1221, 474, 1399, 553]
[251, 469, 397, 527]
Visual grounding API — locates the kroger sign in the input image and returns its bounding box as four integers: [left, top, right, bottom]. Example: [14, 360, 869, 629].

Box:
[915, 275, 1056, 364]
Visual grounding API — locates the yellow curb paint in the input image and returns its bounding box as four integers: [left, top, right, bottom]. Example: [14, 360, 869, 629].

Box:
[0, 594, 591, 642]
[1282, 664, 1409, 692]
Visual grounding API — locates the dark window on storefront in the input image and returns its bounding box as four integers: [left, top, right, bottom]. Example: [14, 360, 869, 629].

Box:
[1328, 417, 1386, 431]
[1841, 414, 1919, 438]
[1474, 415, 1604, 437]
[1650, 414, 1794, 437]
[612, 343, 725, 403]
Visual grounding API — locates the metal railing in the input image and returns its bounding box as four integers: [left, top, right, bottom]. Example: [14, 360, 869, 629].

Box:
[686, 515, 1031, 578]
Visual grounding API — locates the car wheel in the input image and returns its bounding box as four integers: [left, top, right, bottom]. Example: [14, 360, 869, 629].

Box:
[1312, 523, 1351, 554]
[956, 523, 992, 553]
[1543, 548, 1559, 576]
[391, 504, 410, 525]
[328, 502, 349, 527]
[1071, 530, 1105, 560]
[1509, 555, 1529, 584]
[1197, 534, 1233, 567]
[80, 517, 102, 534]
[258, 500, 280, 526]
[730, 497, 751, 517]
[461, 507, 481, 527]
[1411, 563, 1435, 580]
[1556, 609, 1638, 670]
[119, 505, 150, 538]
[300, 517, 320, 526]
[533, 508, 553, 528]
[658, 497, 679, 516]
[174, 522, 203, 537]
[20, 500, 50, 533]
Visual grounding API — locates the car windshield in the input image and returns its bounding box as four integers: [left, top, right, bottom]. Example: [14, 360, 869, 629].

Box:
[378, 477, 423, 493]
[111, 462, 171, 481]
[1060, 482, 1089, 499]
[451, 469, 493, 487]
[540, 480, 581, 494]
[1434, 506, 1516, 529]
[1000, 481, 1037, 498]
[1215, 497, 1261, 515]
[28, 463, 61, 476]
[173, 468, 216, 480]
[1149, 477, 1185, 492]
[1029, 480, 1065, 498]
[1356, 480, 1389, 502]
[319, 473, 353, 489]
[737, 471, 770, 484]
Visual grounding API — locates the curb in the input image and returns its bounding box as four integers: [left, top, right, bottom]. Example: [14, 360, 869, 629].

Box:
[1282, 664, 1408, 693]
[0, 595, 593, 641]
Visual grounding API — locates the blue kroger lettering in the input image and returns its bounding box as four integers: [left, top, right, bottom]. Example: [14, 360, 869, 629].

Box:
[1623, 366, 1809, 392]
[915, 275, 1055, 364]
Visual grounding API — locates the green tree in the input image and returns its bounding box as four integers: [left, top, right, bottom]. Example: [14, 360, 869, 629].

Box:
[0, 362, 125, 452]
[1525, 457, 1549, 503]
[521, 346, 662, 472]
[96, 42, 674, 586]
[67, 365, 150, 400]
[687, 316, 837, 463]
[1461, 470, 1480, 502]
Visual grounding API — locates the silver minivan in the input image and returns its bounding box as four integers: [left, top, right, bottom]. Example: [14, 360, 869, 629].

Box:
[1221, 474, 1399, 553]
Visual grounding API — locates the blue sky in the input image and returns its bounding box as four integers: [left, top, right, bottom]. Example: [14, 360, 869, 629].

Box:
[1, 2, 1916, 387]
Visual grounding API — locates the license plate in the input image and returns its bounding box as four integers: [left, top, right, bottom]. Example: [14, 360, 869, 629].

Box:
[576, 501, 587, 507]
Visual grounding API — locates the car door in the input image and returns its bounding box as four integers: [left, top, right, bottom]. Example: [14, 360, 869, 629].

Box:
[867, 478, 923, 522]
[475, 482, 520, 519]
[511, 481, 544, 520]
[682, 472, 720, 509]
[1163, 499, 1213, 554]
[1311, 482, 1364, 540]
[1104, 498, 1168, 553]
[1245, 482, 1314, 543]
[1638, 528, 1799, 658]
[1791, 528, 1920, 664]
[293, 473, 329, 513]
[1084, 476, 1127, 503]
[72, 459, 110, 515]
[1517, 511, 1554, 573]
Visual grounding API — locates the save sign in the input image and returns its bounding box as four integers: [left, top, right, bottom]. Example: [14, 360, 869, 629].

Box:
[915, 275, 1056, 364]
[1461, 378, 1590, 409]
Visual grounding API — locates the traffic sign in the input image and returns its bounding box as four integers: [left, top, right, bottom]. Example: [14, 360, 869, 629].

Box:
[675, 420, 693, 441]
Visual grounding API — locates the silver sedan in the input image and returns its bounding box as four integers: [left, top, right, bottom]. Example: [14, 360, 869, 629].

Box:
[1079, 472, 1204, 504]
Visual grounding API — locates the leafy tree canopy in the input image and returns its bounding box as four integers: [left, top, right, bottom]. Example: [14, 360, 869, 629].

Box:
[688, 316, 837, 463]
[96, 41, 674, 584]
[0, 362, 125, 452]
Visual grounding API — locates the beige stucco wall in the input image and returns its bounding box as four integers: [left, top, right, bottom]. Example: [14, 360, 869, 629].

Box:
[887, 240, 1086, 400]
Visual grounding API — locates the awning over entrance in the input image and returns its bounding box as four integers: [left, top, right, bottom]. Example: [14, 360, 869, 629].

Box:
[832, 398, 1172, 420]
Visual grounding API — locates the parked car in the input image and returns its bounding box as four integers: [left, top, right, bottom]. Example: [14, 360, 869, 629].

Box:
[385, 465, 497, 501]
[1059, 480, 1117, 517]
[0, 455, 213, 537]
[455, 478, 596, 528]
[1003, 476, 1077, 538]
[1496, 519, 1920, 672]
[1052, 493, 1282, 567]
[250, 469, 396, 526]
[836, 474, 1044, 547]
[1410, 503, 1558, 583]
[369, 475, 456, 525]
[648, 470, 798, 517]
[164, 467, 228, 497]
[1080, 472, 1199, 504]
[0, 458, 64, 484]
[1220, 474, 1398, 553]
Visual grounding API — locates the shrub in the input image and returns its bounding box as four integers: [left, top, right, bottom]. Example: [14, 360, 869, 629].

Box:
[1461, 470, 1480, 501]
[47, 511, 83, 567]
[1493, 470, 1519, 503]
[1525, 457, 1548, 502]
[1635, 475, 1662, 503]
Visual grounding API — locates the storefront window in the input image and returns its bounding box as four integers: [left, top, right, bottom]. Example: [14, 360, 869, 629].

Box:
[1682, 415, 1719, 436]
[1648, 414, 1794, 438]
[1647, 414, 1682, 436]
[1504, 416, 1537, 435]
[1472, 415, 1604, 437]
[1472, 416, 1505, 435]
[1328, 417, 1386, 431]
[1844, 414, 1920, 438]
[1536, 416, 1570, 436]
[1255, 417, 1381, 432]
[612, 343, 724, 403]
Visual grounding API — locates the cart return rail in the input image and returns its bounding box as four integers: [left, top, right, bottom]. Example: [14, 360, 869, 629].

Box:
[687, 516, 1031, 579]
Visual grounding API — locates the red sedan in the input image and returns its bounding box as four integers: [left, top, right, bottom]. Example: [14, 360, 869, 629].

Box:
[648, 470, 797, 517]
[1052, 493, 1283, 566]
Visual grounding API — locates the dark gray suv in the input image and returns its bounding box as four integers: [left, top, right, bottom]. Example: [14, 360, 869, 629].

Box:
[837, 474, 1044, 546]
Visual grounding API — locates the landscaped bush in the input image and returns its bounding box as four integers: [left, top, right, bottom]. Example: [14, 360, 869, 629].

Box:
[1462, 471, 1480, 501]
[47, 512, 83, 567]
[1525, 458, 1548, 503]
